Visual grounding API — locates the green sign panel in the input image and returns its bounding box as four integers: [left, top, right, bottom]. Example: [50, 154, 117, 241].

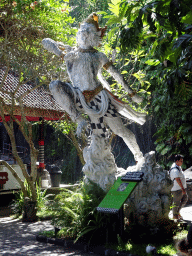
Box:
[97, 172, 144, 214]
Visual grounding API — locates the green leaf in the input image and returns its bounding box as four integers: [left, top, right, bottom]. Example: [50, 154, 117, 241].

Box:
[97, 11, 108, 15]
[111, 0, 122, 5]
[145, 59, 160, 66]
[108, 3, 120, 16]
[185, 135, 192, 145]
[108, 27, 119, 40]
[189, 145, 192, 155]
[161, 145, 172, 155]
[75, 226, 96, 243]
[154, 105, 160, 112]
[106, 16, 122, 25]
[181, 11, 192, 24]
[156, 143, 165, 152]
[179, 123, 192, 133]
[119, 2, 128, 20]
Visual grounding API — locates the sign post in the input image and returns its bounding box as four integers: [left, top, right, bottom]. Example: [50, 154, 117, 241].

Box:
[97, 172, 144, 241]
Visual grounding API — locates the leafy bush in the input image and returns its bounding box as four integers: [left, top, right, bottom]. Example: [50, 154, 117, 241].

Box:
[46, 180, 108, 243]
[10, 189, 25, 217]
[10, 181, 48, 218]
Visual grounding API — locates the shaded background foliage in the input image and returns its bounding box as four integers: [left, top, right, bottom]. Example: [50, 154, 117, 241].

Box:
[101, 0, 192, 169]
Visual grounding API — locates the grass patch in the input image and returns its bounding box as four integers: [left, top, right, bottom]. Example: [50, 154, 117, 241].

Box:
[36, 208, 52, 220]
[39, 230, 55, 238]
[157, 244, 176, 255]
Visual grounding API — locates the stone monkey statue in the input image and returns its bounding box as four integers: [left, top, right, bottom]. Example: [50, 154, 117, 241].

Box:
[42, 13, 146, 162]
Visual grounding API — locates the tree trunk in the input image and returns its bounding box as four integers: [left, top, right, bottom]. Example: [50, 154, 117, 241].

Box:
[70, 129, 85, 165]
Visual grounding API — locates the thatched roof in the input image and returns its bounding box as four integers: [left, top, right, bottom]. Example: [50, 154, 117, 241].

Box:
[0, 68, 64, 121]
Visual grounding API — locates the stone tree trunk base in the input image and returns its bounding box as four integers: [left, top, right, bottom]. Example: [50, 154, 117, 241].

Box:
[82, 134, 117, 191]
[123, 151, 173, 228]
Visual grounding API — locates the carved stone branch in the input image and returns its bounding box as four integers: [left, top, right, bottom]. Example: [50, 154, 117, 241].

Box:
[83, 134, 117, 191]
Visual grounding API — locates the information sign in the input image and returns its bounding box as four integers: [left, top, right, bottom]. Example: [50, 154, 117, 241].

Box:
[97, 172, 144, 214]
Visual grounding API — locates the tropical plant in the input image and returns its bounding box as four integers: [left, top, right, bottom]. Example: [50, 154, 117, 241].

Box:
[0, 0, 77, 219]
[74, 208, 111, 245]
[69, 0, 109, 26]
[10, 180, 48, 217]
[46, 181, 107, 242]
[99, 0, 192, 168]
[10, 188, 26, 217]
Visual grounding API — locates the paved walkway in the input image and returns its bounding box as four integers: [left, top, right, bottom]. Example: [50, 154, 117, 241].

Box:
[169, 203, 192, 224]
[0, 205, 192, 256]
[0, 215, 98, 256]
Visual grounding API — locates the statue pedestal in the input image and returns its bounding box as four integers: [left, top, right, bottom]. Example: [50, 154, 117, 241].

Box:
[83, 139, 172, 228]
[123, 151, 173, 227]
[82, 134, 117, 191]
